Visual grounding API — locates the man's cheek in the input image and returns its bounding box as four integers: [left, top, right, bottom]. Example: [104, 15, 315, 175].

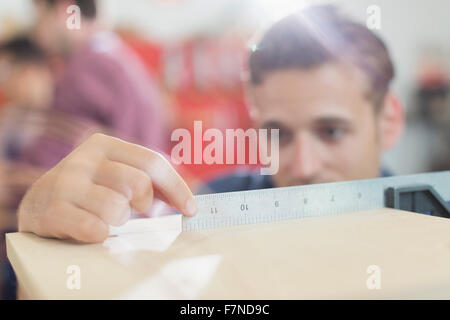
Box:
[343, 134, 378, 178]
[279, 146, 295, 169]
[324, 137, 362, 176]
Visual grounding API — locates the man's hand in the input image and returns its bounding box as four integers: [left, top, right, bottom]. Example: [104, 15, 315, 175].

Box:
[18, 133, 197, 243]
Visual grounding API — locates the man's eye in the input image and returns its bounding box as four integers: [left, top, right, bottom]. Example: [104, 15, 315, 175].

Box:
[277, 129, 293, 145]
[319, 127, 345, 141]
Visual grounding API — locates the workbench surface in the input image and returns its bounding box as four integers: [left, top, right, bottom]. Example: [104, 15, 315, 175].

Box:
[6, 208, 450, 299]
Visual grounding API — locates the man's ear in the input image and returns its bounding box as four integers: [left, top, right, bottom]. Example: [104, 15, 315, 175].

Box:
[378, 93, 404, 150]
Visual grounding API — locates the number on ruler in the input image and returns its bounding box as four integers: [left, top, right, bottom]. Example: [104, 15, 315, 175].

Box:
[210, 207, 218, 214]
[274, 200, 279, 208]
[240, 204, 249, 211]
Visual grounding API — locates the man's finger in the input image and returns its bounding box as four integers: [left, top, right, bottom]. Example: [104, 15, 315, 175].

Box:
[72, 183, 131, 226]
[49, 201, 109, 243]
[93, 158, 154, 213]
[98, 135, 197, 216]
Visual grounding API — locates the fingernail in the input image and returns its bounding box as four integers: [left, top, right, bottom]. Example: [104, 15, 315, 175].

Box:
[185, 198, 198, 216]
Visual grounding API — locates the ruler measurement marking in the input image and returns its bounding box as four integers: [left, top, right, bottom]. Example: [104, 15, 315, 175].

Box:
[183, 171, 450, 231]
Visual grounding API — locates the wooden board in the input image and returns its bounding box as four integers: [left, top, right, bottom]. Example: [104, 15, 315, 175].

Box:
[6, 208, 450, 299]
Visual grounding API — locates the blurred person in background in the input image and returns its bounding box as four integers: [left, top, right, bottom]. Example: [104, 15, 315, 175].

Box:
[0, 34, 52, 300]
[0, 34, 99, 211]
[0, 35, 53, 169]
[30, 0, 166, 169]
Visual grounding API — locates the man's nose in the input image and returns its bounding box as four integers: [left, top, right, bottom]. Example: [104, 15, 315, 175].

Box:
[290, 133, 323, 181]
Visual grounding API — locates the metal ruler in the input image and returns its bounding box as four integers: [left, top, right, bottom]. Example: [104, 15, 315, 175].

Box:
[183, 171, 450, 231]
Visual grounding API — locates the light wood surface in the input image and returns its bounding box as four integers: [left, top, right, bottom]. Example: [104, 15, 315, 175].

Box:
[6, 208, 450, 299]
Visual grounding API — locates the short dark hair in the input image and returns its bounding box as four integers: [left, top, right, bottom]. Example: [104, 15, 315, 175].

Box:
[0, 35, 45, 64]
[40, 0, 97, 19]
[248, 5, 395, 109]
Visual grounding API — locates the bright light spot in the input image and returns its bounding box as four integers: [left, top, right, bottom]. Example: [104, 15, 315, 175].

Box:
[118, 254, 222, 299]
[257, 0, 311, 22]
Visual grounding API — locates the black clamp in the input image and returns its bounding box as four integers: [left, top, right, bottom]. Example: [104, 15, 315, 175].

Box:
[385, 185, 450, 218]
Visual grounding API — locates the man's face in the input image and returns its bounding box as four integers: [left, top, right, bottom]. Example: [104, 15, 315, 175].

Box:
[33, 0, 67, 55]
[249, 62, 383, 187]
[0, 56, 53, 109]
